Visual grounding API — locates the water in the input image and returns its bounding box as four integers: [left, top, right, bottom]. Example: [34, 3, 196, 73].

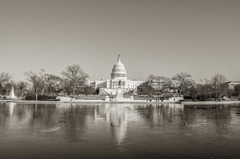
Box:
[0, 102, 240, 159]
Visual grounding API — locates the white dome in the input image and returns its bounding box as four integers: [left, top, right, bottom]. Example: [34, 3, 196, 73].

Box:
[111, 55, 127, 80]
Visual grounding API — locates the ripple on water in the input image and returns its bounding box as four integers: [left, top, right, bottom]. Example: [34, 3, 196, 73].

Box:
[39, 127, 61, 133]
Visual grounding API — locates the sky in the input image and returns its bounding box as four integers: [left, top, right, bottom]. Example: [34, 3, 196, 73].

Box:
[0, 0, 240, 82]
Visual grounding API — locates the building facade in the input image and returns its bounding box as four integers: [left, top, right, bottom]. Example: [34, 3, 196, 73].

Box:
[88, 55, 144, 95]
[227, 81, 240, 90]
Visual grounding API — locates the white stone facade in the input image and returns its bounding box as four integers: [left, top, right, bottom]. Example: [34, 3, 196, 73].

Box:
[227, 81, 240, 90]
[88, 55, 144, 95]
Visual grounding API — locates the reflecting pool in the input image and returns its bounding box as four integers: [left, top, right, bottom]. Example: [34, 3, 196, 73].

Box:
[1, 102, 240, 159]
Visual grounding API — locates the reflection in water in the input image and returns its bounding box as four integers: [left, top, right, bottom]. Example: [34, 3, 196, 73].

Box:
[96, 104, 141, 148]
[1, 102, 240, 159]
[93, 103, 185, 151]
[39, 126, 61, 133]
[9, 102, 16, 116]
[106, 104, 130, 147]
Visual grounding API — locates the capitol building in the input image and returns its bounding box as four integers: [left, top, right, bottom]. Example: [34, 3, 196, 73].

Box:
[88, 55, 144, 95]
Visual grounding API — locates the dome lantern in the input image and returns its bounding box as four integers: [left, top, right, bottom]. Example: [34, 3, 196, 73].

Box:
[111, 55, 127, 80]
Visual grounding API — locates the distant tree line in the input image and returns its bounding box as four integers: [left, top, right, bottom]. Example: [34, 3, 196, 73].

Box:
[0, 64, 95, 100]
[1, 66, 240, 101]
[137, 73, 240, 101]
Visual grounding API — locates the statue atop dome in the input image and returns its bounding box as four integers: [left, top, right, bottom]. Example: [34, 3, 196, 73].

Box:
[111, 55, 127, 80]
[118, 54, 121, 62]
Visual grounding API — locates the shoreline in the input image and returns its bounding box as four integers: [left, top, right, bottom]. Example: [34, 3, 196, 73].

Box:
[182, 101, 240, 105]
[0, 99, 178, 104]
[1, 99, 240, 105]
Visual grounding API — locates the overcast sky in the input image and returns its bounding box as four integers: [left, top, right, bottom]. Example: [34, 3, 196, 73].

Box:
[0, 0, 240, 82]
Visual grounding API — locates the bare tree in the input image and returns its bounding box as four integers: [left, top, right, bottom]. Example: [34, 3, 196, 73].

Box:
[61, 64, 89, 95]
[17, 81, 29, 97]
[172, 72, 195, 96]
[147, 75, 171, 96]
[24, 71, 41, 100]
[0, 72, 14, 95]
[38, 69, 48, 95]
[211, 73, 228, 98]
[211, 73, 227, 86]
[0, 72, 12, 86]
[45, 74, 62, 97]
[147, 74, 155, 81]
